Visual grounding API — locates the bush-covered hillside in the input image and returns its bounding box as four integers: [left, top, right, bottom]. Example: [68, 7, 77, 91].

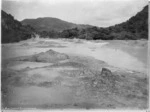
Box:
[58, 5, 148, 40]
[2, 5, 148, 41]
[2, 10, 35, 43]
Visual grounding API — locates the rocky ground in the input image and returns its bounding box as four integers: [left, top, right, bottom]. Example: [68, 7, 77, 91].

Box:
[1, 38, 148, 109]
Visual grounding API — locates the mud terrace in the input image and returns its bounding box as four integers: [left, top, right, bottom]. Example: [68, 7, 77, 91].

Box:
[2, 38, 148, 109]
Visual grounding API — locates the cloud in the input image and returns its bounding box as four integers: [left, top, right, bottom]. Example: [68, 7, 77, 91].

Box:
[2, 0, 148, 27]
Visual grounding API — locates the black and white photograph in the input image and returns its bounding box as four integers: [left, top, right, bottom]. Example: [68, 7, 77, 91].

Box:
[1, 0, 149, 111]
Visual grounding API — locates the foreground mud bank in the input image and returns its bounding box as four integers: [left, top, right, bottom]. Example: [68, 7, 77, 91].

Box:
[2, 39, 148, 109]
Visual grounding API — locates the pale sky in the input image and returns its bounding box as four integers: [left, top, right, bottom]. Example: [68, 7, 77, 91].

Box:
[2, 0, 148, 27]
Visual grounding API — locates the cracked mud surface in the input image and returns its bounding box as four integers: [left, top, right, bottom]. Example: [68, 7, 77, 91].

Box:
[2, 39, 148, 109]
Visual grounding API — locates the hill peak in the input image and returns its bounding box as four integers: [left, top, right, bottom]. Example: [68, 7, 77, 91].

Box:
[21, 17, 92, 32]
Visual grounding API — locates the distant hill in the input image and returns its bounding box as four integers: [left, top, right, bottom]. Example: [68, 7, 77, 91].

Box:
[2, 5, 148, 42]
[21, 17, 92, 32]
[2, 10, 35, 43]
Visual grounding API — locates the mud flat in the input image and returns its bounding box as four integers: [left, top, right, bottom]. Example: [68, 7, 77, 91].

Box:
[2, 39, 148, 109]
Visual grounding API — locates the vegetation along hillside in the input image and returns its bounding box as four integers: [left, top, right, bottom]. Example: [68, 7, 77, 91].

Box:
[1, 10, 35, 43]
[1, 5, 148, 42]
[59, 5, 148, 40]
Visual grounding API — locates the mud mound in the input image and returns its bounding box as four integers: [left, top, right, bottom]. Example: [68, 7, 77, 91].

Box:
[91, 68, 116, 92]
[52, 61, 86, 68]
[20, 43, 30, 46]
[84, 67, 148, 104]
[16, 49, 69, 63]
